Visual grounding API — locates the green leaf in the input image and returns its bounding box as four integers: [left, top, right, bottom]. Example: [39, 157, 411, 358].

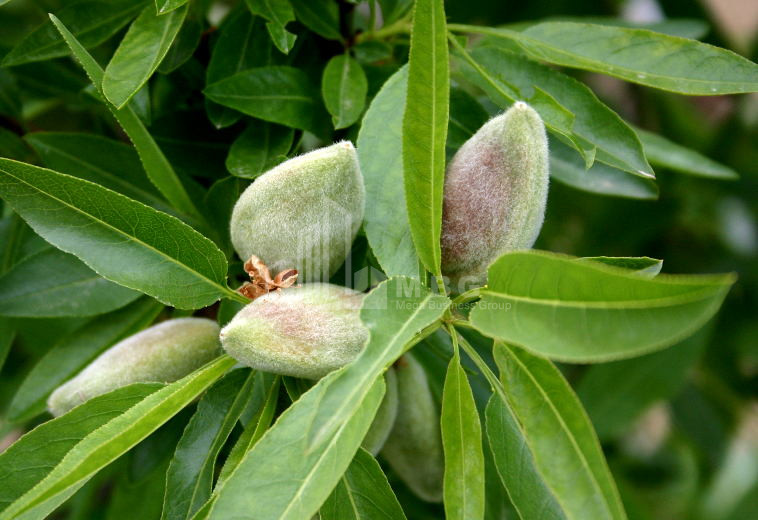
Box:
[403, 0, 449, 277]
[550, 138, 658, 200]
[379, 0, 414, 25]
[162, 369, 255, 520]
[226, 122, 293, 179]
[637, 128, 738, 179]
[0, 159, 234, 309]
[441, 349, 485, 520]
[1, 0, 147, 67]
[447, 87, 489, 158]
[322, 54, 368, 129]
[320, 448, 408, 520]
[577, 326, 708, 440]
[0, 248, 140, 318]
[0, 356, 234, 520]
[356, 66, 419, 278]
[290, 0, 342, 41]
[156, 0, 188, 15]
[24, 132, 172, 213]
[6, 298, 163, 423]
[50, 15, 203, 223]
[523, 17, 710, 40]
[205, 11, 276, 129]
[481, 22, 758, 95]
[206, 278, 449, 520]
[204, 66, 329, 136]
[215, 375, 281, 485]
[103, 5, 188, 108]
[0, 384, 164, 517]
[468, 46, 652, 176]
[157, 4, 202, 74]
[470, 251, 735, 362]
[487, 342, 626, 520]
[244, 0, 296, 54]
[580, 256, 663, 276]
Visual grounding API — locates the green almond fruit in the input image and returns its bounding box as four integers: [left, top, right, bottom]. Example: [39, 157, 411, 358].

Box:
[381, 353, 444, 502]
[441, 102, 549, 289]
[362, 367, 399, 455]
[229, 141, 365, 282]
[220, 283, 368, 379]
[47, 318, 221, 417]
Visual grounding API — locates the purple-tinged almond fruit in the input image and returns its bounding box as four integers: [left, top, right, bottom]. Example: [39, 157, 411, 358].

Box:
[220, 283, 367, 379]
[441, 102, 549, 288]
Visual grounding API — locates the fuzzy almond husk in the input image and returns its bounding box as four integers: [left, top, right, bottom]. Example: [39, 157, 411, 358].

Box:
[441, 102, 549, 289]
[381, 353, 444, 502]
[220, 283, 368, 379]
[230, 141, 365, 282]
[48, 318, 221, 417]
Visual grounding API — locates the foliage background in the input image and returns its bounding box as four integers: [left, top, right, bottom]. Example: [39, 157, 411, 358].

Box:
[0, 0, 756, 519]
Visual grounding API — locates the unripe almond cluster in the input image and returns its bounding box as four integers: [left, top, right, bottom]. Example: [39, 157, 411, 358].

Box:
[47, 104, 548, 503]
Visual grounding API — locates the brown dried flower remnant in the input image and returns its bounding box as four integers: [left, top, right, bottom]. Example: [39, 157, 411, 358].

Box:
[238, 254, 299, 300]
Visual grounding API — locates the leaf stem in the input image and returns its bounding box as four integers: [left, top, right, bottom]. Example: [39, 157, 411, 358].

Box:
[451, 288, 481, 306]
[355, 17, 412, 43]
[449, 328, 506, 401]
[447, 23, 520, 41]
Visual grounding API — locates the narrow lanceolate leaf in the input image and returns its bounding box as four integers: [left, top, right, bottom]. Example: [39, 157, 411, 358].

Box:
[403, 0, 449, 276]
[637, 128, 738, 179]
[156, 0, 188, 14]
[320, 448, 408, 520]
[50, 15, 202, 223]
[206, 278, 449, 520]
[468, 47, 652, 176]
[0, 159, 232, 309]
[487, 342, 627, 520]
[470, 251, 735, 362]
[461, 22, 758, 95]
[0, 248, 140, 317]
[162, 369, 255, 520]
[103, 5, 188, 108]
[204, 66, 329, 137]
[441, 350, 485, 520]
[580, 256, 663, 277]
[449, 37, 592, 168]
[0, 384, 164, 517]
[1, 0, 147, 67]
[322, 54, 368, 129]
[25, 132, 173, 214]
[215, 375, 281, 485]
[6, 298, 162, 423]
[0, 356, 234, 520]
[550, 137, 658, 200]
[356, 66, 419, 278]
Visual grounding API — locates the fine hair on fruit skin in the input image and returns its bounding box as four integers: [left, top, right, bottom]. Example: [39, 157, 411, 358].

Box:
[219, 283, 368, 379]
[441, 101, 549, 289]
[381, 353, 445, 503]
[47, 318, 222, 417]
[229, 141, 365, 283]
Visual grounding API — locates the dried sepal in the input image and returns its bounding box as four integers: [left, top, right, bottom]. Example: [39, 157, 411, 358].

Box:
[237, 255, 299, 301]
